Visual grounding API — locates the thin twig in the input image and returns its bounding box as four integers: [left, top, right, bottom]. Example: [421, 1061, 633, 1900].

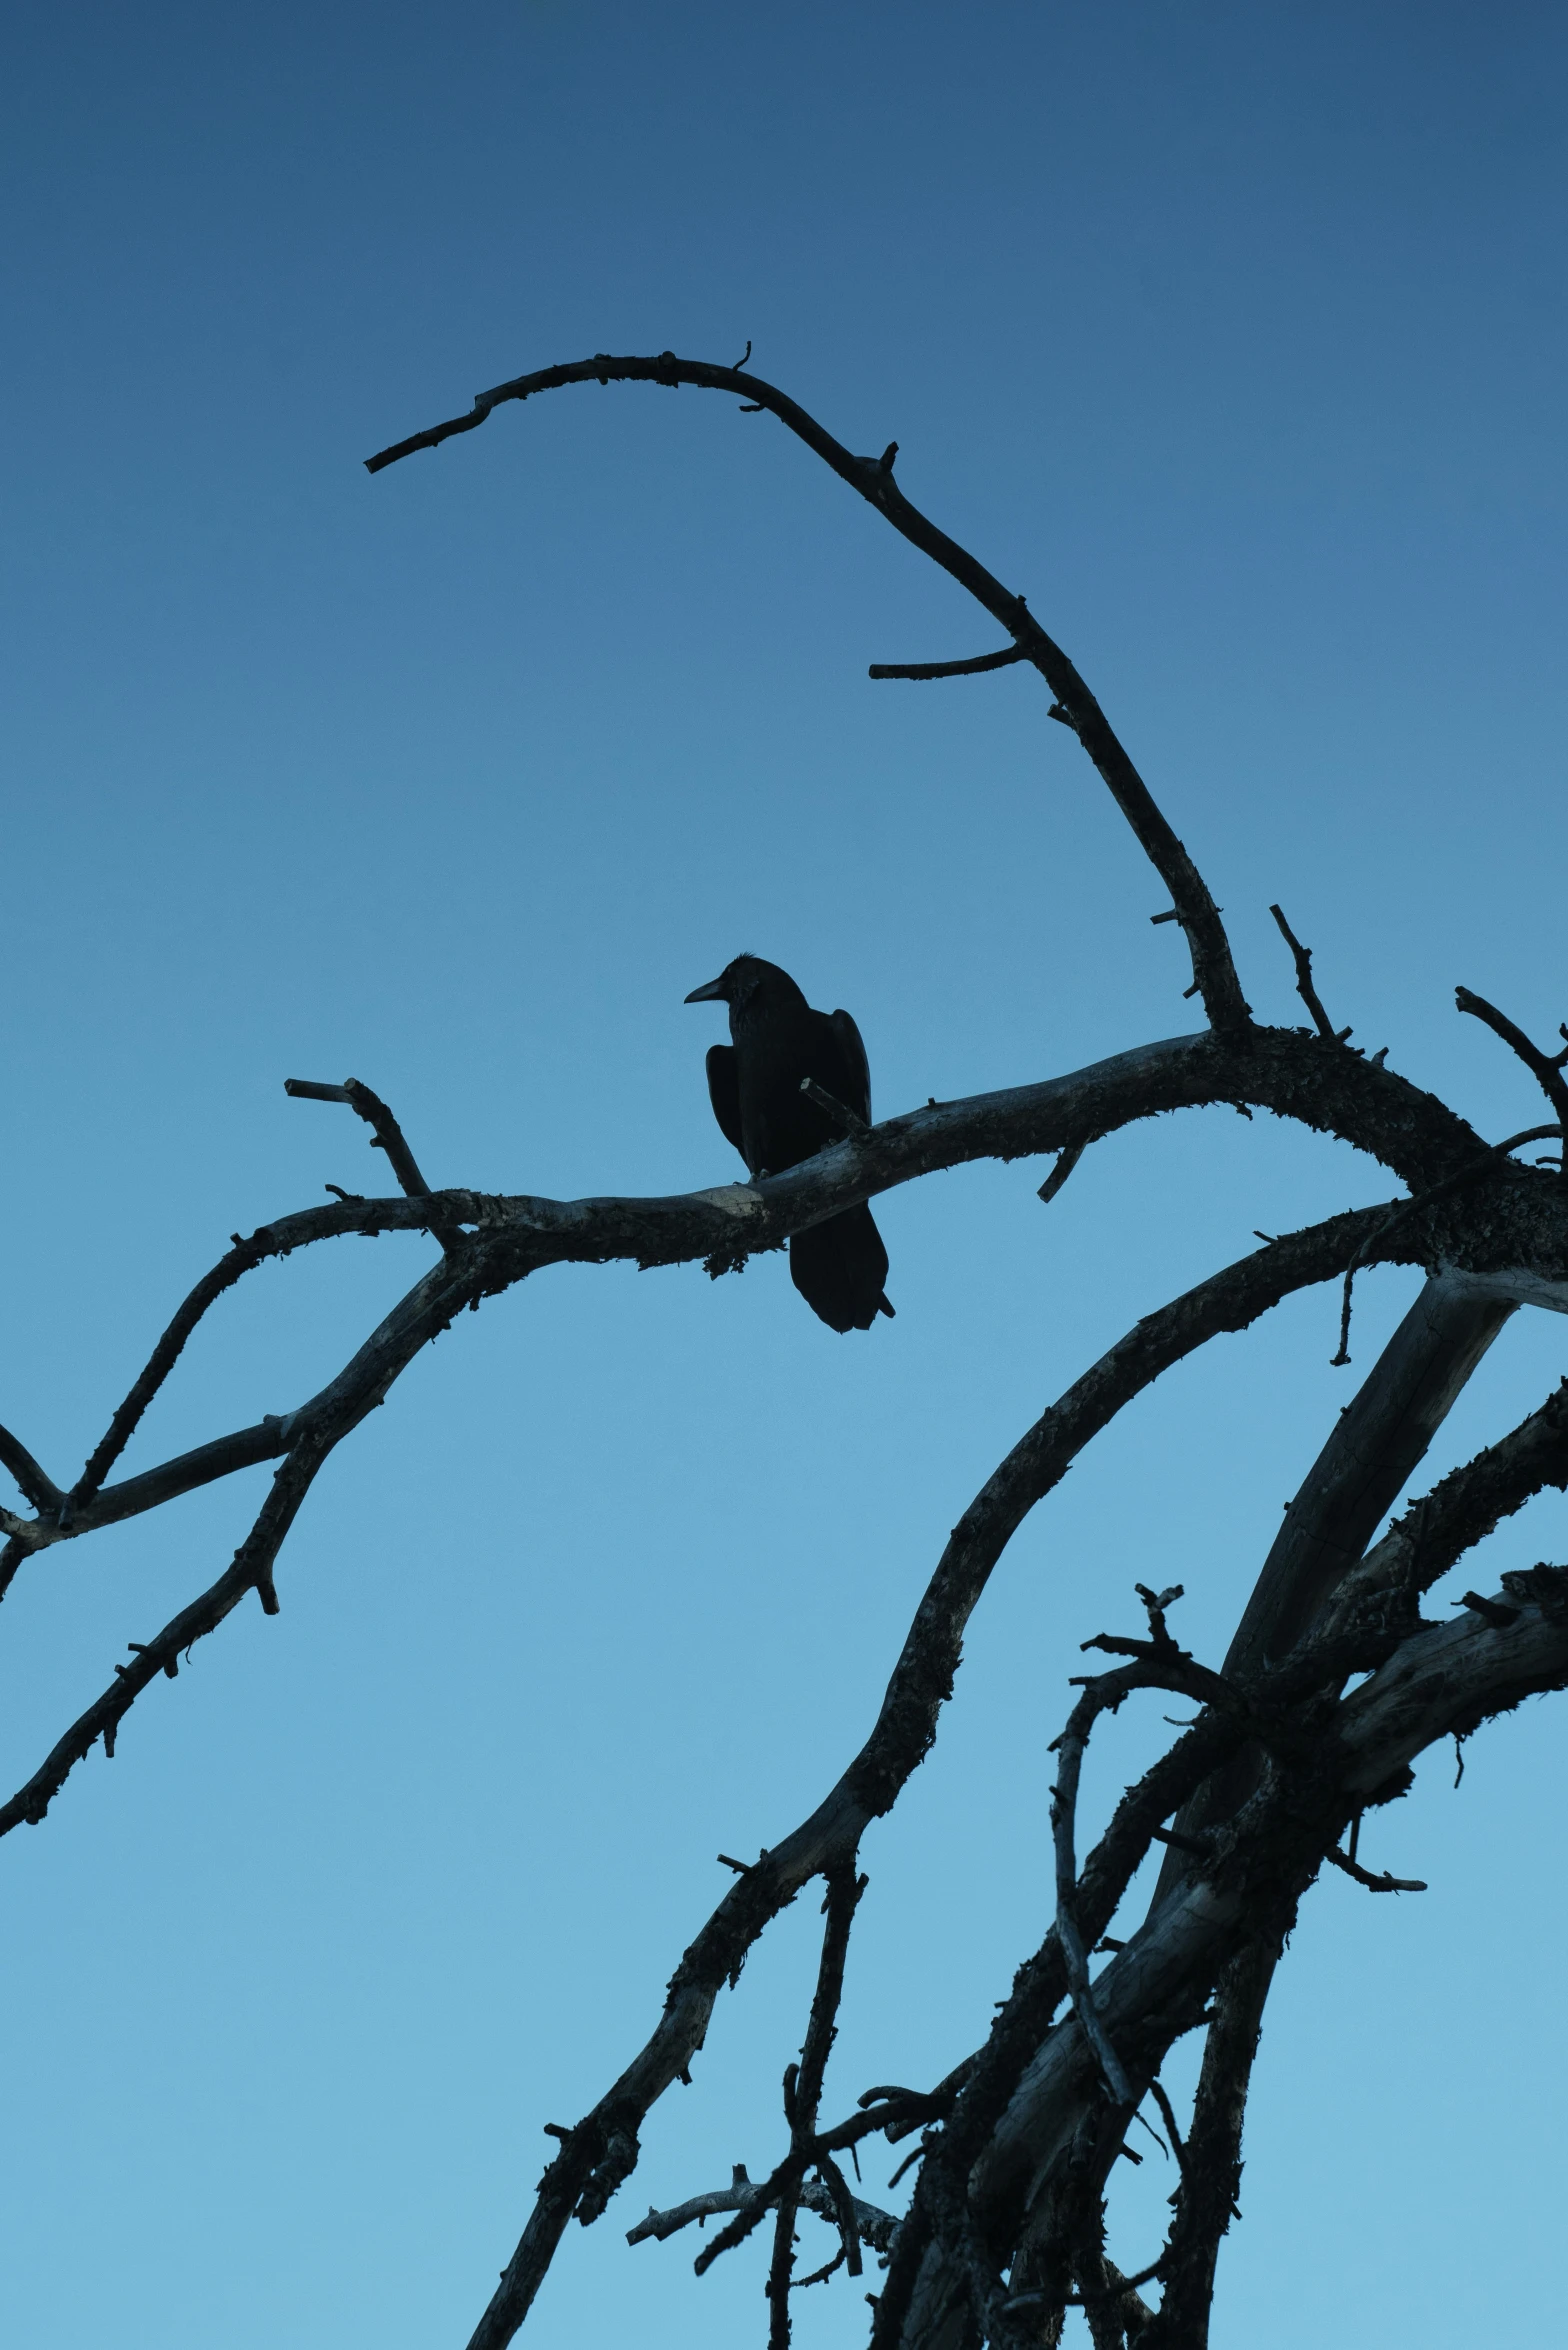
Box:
[1147, 2078, 1188, 2177]
[1038, 1140, 1086, 1205]
[63, 1229, 275, 1516]
[868, 645, 1029, 681]
[1269, 904, 1350, 1044]
[1050, 1689, 1136, 2108]
[1321, 1843, 1426, 1894]
[0, 1443, 327, 1830]
[285, 1076, 433, 1197]
[1455, 988, 1568, 1178]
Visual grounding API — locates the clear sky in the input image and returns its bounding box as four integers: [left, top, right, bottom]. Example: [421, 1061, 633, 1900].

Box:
[2, 5, 1565, 2345]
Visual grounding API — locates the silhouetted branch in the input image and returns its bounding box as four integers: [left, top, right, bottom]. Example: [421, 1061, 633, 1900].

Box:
[366, 350, 1253, 1032]
[1329, 1124, 1563, 1365]
[1321, 1843, 1426, 1894]
[466, 1204, 1402, 2350]
[1322, 1377, 1568, 1637]
[0, 1442, 326, 1827]
[1051, 1678, 1140, 2108]
[627, 2167, 897, 2255]
[1455, 989, 1568, 1172]
[1038, 1140, 1086, 1204]
[286, 1074, 434, 1198]
[941, 1574, 1568, 2350]
[1268, 903, 1350, 1044]
[868, 645, 1028, 681]
[1148, 1935, 1277, 2345]
[63, 1228, 277, 1517]
[1149, 1270, 1520, 1905]
[0, 1423, 62, 1517]
[0, 1241, 484, 1831]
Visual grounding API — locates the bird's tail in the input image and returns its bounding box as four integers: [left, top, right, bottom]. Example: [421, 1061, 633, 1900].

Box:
[789, 1206, 891, 1334]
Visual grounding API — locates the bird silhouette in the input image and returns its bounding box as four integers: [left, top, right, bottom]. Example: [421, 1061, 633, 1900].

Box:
[685, 954, 894, 1333]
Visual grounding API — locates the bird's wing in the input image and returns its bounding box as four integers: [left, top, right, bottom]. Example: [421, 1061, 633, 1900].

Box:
[822, 1009, 874, 1125]
[705, 1043, 747, 1158]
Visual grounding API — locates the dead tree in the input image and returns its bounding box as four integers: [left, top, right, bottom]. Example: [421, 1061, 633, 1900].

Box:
[6, 350, 1567, 2350]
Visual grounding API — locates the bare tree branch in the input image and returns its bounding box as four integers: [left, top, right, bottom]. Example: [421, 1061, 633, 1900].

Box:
[365, 351, 1253, 1032]
[627, 2167, 898, 2256]
[0, 1242, 485, 1826]
[1146, 1935, 1277, 2347]
[1455, 989, 1568, 1172]
[1320, 1843, 1426, 1894]
[0, 1424, 62, 1517]
[1147, 1269, 1519, 1906]
[465, 1207, 1393, 2350]
[6, 322, 1565, 2350]
[285, 1075, 435, 1199]
[868, 646, 1029, 681]
[1268, 904, 1350, 1044]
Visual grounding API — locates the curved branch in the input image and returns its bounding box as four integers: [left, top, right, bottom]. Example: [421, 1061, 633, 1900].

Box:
[64, 1231, 280, 1514]
[0, 1244, 485, 1832]
[14, 1020, 1544, 1590]
[1324, 1373, 1568, 1631]
[946, 1575, 1568, 2349]
[0, 1444, 328, 1829]
[1147, 1269, 1519, 1905]
[884, 1379, 1568, 2345]
[868, 646, 1028, 681]
[1455, 988, 1568, 1165]
[60, 1186, 449, 1522]
[462, 1203, 1397, 2350]
[0, 1423, 61, 1516]
[366, 350, 1251, 1032]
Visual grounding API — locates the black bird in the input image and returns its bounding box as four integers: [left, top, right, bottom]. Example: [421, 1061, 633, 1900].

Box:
[685, 954, 894, 1333]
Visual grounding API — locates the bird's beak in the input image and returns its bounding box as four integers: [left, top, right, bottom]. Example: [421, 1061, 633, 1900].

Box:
[684, 976, 728, 1004]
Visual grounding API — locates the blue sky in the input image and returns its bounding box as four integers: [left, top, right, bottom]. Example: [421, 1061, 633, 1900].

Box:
[2, 5, 1565, 2344]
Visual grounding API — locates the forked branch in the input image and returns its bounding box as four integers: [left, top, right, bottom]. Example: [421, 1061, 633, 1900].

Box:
[1455, 988, 1568, 1175]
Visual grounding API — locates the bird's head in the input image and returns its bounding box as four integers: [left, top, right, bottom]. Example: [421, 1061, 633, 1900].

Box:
[684, 953, 772, 1009]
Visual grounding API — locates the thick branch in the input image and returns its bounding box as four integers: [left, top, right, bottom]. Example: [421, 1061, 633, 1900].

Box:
[1147, 1935, 1278, 2347]
[949, 1574, 1568, 2347]
[37, 1022, 1547, 1545]
[464, 1208, 1391, 2350]
[1324, 1374, 1568, 1631]
[889, 1410, 1568, 2347]
[1147, 1270, 1517, 1909]
[366, 352, 1252, 1032]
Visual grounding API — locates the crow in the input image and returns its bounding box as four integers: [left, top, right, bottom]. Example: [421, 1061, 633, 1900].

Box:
[684, 954, 894, 1333]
